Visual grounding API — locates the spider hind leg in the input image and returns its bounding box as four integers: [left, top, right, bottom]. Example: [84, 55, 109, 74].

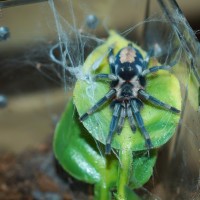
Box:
[127, 102, 136, 132]
[108, 47, 115, 74]
[116, 105, 126, 134]
[138, 89, 180, 113]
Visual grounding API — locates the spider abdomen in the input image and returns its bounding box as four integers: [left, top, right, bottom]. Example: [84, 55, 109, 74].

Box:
[115, 46, 144, 81]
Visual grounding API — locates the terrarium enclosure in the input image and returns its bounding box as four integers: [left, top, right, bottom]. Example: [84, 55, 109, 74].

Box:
[0, 0, 199, 199]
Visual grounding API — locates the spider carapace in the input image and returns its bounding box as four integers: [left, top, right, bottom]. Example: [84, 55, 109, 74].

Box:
[80, 43, 180, 154]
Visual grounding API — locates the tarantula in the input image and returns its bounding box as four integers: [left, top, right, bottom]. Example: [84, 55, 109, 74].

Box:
[80, 43, 180, 154]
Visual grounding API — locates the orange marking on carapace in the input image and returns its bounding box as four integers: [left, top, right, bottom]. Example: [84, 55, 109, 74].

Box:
[119, 47, 136, 64]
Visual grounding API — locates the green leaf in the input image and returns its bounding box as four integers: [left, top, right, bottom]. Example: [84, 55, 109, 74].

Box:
[123, 186, 141, 200]
[131, 150, 157, 189]
[114, 186, 142, 200]
[54, 100, 118, 200]
[54, 100, 157, 198]
[53, 99, 118, 185]
[73, 31, 181, 151]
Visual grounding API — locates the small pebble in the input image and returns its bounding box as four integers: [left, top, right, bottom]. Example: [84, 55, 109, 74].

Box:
[86, 14, 99, 29]
[0, 95, 7, 108]
[0, 26, 10, 41]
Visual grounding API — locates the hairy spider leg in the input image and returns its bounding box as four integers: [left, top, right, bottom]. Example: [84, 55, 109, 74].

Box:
[105, 103, 121, 154]
[80, 89, 116, 121]
[92, 47, 118, 90]
[142, 62, 176, 76]
[130, 99, 153, 149]
[116, 105, 126, 134]
[127, 102, 136, 132]
[108, 47, 116, 74]
[138, 90, 180, 113]
[93, 73, 118, 81]
[143, 48, 154, 69]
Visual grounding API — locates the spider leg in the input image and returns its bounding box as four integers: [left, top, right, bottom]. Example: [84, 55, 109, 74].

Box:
[142, 61, 176, 76]
[127, 102, 136, 132]
[108, 47, 115, 74]
[93, 73, 118, 81]
[143, 48, 154, 69]
[80, 89, 116, 121]
[105, 103, 121, 154]
[116, 105, 126, 134]
[130, 99, 153, 150]
[138, 89, 180, 113]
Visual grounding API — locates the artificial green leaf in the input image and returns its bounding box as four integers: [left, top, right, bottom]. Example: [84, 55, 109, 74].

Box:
[74, 31, 181, 151]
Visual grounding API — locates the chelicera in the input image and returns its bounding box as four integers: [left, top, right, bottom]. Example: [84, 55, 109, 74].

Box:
[80, 43, 180, 154]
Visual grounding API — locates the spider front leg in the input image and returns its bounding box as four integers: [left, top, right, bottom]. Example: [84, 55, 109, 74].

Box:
[108, 47, 115, 74]
[130, 99, 153, 150]
[106, 103, 121, 154]
[116, 105, 126, 134]
[80, 89, 116, 121]
[138, 89, 180, 113]
[127, 102, 136, 132]
[92, 46, 118, 82]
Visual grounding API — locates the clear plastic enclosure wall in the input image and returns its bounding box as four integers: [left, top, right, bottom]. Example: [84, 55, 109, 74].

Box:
[0, 0, 199, 199]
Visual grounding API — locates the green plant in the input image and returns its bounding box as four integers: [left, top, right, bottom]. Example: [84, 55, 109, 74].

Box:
[54, 31, 181, 200]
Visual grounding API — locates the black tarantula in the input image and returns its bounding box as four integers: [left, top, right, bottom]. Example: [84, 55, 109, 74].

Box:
[80, 43, 180, 154]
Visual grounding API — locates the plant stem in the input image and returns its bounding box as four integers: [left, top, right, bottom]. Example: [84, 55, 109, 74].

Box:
[94, 182, 111, 200]
[116, 146, 134, 200]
